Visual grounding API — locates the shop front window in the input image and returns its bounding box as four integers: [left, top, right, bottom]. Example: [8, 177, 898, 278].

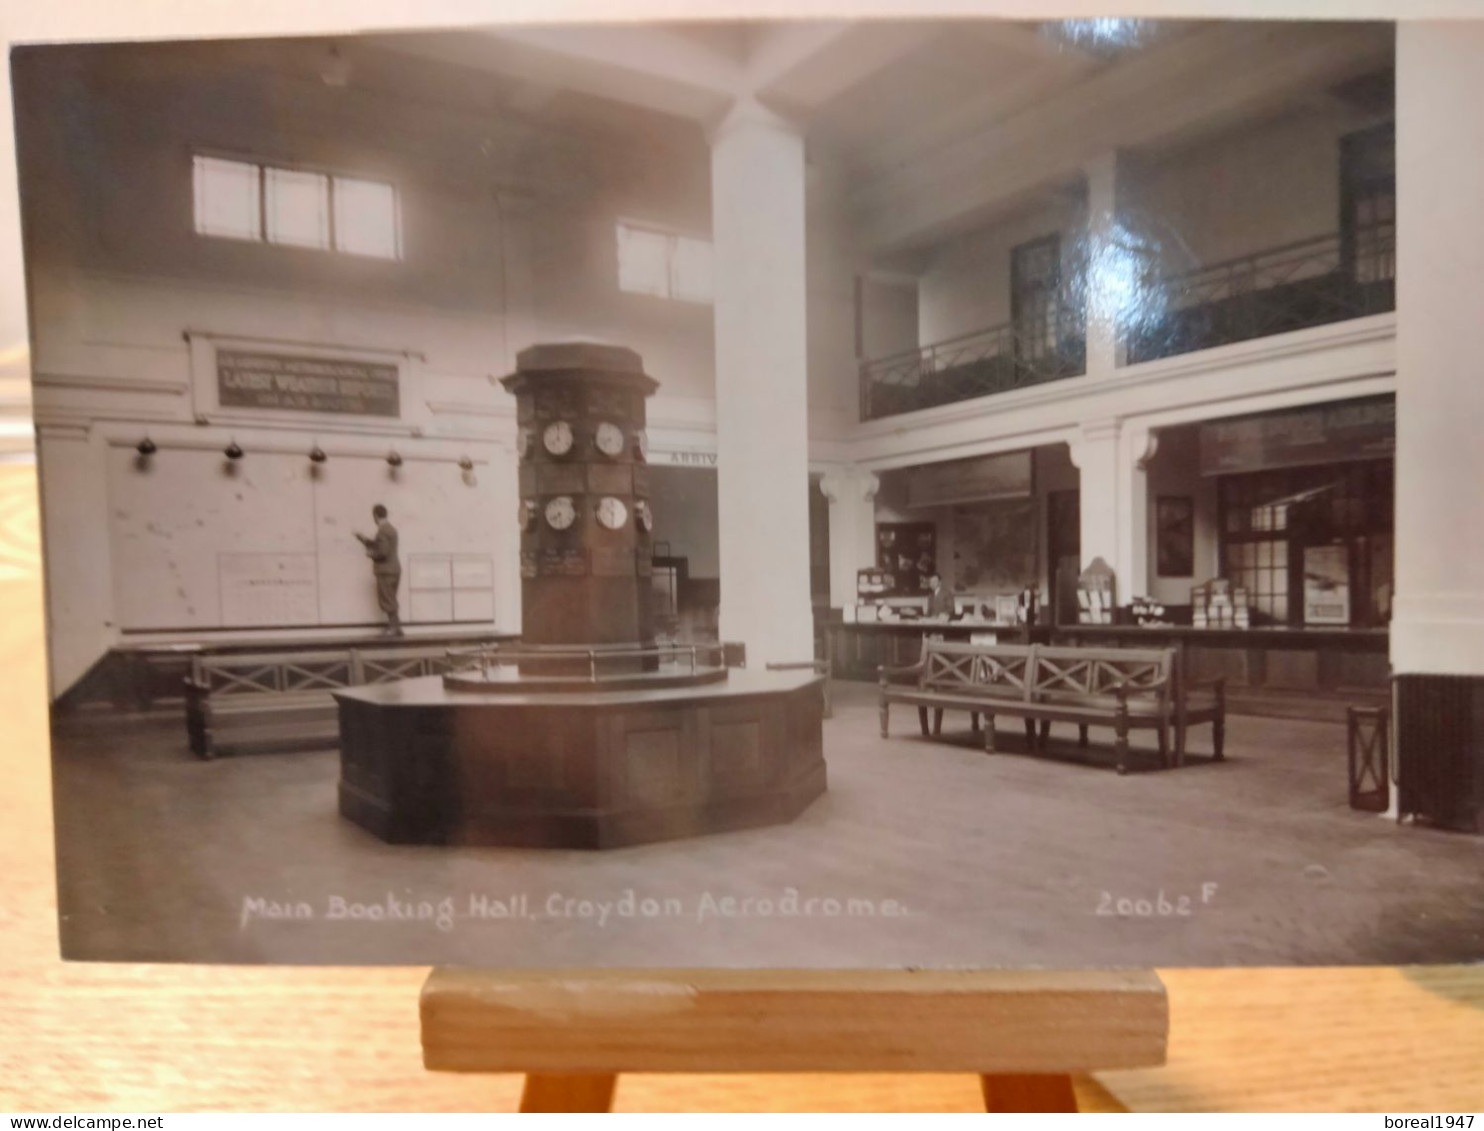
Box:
[1218, 461, 1393, 626]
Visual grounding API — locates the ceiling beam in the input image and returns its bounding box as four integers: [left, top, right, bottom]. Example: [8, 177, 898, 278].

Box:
[854, 20, 1394, 253]
[381, 26, 744, 123]
[748, 21, 944, 116]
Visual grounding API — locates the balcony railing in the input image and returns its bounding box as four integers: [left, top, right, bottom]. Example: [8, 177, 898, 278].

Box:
[1123, 230, 1395, 364]
[857, 230, 1396, 422]
[860, 314, 1086, 422]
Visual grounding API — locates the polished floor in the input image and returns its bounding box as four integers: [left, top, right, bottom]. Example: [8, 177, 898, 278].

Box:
[52, 680, 1484, 968]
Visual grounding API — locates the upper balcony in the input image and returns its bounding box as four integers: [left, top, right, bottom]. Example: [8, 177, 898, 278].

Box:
[1124, 229, 1396, 365]
[859, 228, 1395, 423]
[860, 313, 1086, 422]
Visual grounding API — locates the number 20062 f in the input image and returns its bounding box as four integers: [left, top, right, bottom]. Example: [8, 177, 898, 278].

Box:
[1097, 884, 1219, 917]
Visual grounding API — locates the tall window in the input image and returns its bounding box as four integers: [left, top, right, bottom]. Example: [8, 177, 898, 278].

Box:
[1340, 122, 1395, 287]
[1011, 234, 1062, 362]
[193, 155, 400, 260]
[616, 220, 712, 304]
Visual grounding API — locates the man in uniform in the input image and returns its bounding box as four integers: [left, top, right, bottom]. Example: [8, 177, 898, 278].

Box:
[356, 504, 403, 637]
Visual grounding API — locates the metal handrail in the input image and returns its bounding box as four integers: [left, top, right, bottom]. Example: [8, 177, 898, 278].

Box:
[445, 640, 732, 683]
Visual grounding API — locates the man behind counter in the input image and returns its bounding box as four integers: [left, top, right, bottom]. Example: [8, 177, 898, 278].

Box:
[926, 573, 956, 620]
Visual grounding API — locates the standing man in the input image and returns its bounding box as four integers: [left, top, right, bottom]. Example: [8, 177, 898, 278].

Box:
[356, 504, 403, 637]
[926, 573, 956, 620]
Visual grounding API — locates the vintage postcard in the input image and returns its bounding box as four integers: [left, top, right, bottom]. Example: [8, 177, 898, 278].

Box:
[14, 13, 1483, 969]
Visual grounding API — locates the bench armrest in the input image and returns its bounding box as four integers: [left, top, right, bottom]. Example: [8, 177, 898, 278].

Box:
[878, 659, 926, 687]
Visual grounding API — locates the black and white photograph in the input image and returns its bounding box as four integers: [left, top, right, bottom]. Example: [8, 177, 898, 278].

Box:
[12, 13, 1484, 974]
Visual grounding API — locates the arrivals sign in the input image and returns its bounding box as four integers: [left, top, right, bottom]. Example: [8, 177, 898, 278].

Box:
[217, 349, 400, 417]
[1199, 396, 1394, 476]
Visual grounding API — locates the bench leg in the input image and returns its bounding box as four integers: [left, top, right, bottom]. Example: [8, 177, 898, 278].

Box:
[880, 700, 889, 738]
[1038, 719, 1051, 747]
[983, 715, 997, 753]
[1115, 713, 1131, 775]
[1078, 724, 1089, 748]
[1213, 716, 1226, 761]
[971, 712, 980, 734]
[918, 707, 930, 737]
[933, 708, 944, 736]
[1024, 718, 1036, 750]
[1158, 724, 1170, 769]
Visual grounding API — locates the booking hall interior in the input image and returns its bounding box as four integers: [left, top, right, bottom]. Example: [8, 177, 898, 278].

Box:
[12, 18, 1484, 967]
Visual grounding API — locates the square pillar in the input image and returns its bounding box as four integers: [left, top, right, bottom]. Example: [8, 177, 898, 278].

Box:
[710, 99, 814, 665]
[1390, 23, 1484, 832]
[820, 467, 880, 611]
[1069, 419, 1151, 607]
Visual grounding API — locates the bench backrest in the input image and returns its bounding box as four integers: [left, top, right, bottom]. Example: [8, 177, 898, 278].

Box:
[1031, 646, 1172, 700]
[919, 640, 1035, 697]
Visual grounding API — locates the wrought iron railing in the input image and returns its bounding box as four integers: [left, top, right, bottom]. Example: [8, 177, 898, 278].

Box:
[859, 314, 1086, 422]
[1124, 230, 1395, 364]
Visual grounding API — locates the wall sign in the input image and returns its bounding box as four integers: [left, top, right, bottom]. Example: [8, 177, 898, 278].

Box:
[1199, 396, 1394, 476]
[217, 349, 400, 417]
[906, 450, 1033, 508]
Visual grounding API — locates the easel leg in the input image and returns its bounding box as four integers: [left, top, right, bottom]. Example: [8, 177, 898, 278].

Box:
[519, 1073, 617, 1112]
[979, 1073, 1079, 1113]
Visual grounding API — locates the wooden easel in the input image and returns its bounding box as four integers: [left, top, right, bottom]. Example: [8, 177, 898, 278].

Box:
[420, 969, 1168, 1112]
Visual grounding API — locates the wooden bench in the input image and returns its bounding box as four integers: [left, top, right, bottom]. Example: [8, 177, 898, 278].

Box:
[183, 646, 459, 758]
[879, 640, 1225, 774]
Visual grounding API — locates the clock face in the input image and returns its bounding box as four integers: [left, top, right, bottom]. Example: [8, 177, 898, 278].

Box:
[544, 495, 577, 531]
[595, 496, 629, 531]
[634, 429, 650, 462]
[635, 500, 654, 533]
[594, 421, 625, 458]
[518, 500, 537, 532]
[516, 427, 532, 460]
[543, 420, 574, 456]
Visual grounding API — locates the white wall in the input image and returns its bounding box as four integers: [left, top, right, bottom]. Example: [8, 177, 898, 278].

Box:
[1126, 103, 1392, 273]
[860, 276, 918, 362]
[916, 193, 1084, 346]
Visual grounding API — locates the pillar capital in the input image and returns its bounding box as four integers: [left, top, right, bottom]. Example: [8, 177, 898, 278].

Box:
[819, 466, 880, 506]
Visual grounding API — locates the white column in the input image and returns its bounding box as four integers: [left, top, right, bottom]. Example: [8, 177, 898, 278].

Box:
[1083, 151, 1128, 378]
[819, 467, 880, 610]
[1116, 424, 1155, 602]
[1069, 421, 1120, 579]
[710, 98, 814, 666]
[1392, 24, 1484, 677]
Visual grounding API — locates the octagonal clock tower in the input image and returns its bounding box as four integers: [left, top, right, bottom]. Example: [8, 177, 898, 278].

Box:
[500, 342, 659, 650]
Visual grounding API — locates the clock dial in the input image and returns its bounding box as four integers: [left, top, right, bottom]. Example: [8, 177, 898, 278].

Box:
[594, 420, 625, 458]
[634, 429, 650, 462]
[635, 500, 654, 533]
[518, 500, 537, 532]
[542, 420, 574, 456]
[544, 495, 577, 531]
[595, 496, 629, 531]
[516, 427, 533, 460]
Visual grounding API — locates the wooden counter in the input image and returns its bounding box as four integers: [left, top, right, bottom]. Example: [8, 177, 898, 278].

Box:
[824, 620, 1040, 681]
[1047, 624, 1390, 694]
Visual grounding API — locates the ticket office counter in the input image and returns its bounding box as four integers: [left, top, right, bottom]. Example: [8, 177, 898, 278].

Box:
[825, 618, 1388, 695]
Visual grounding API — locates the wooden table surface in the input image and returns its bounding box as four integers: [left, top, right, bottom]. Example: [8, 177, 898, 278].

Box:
[1, 461, 1480, 1114]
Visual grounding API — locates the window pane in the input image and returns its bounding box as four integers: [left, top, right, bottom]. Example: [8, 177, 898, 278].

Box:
[617, 223, 672, 298]
[194, 156, 260, 241]
[266, 167, 330, 249]
[334, 177, 399, 259]
[670, 235, 713, 304]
